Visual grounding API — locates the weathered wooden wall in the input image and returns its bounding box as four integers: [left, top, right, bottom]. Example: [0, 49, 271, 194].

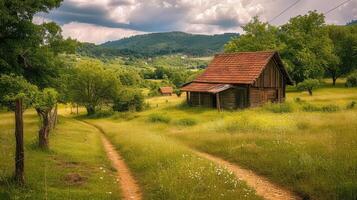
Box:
[219, 88, 236, 109]
[250, 58, 286, 107]
[189, 92, 213, 107]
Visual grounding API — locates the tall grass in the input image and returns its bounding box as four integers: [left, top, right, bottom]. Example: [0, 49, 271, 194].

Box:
[0, 112, 121, 199]
[86, 119, 261, 200]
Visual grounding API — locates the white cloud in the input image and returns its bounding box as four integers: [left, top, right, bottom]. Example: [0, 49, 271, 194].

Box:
[61, 22, 145, 44]
[43, 0, 357, 43]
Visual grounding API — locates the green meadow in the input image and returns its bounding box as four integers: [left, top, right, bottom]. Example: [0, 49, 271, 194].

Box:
[1, 80, 357, 200]
[81, 80, 357, 200]
[0, 112, 121, 200]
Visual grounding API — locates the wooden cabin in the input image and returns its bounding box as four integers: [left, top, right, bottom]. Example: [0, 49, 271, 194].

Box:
[181, 51, 293, 110]
[159, 86, 173, 96]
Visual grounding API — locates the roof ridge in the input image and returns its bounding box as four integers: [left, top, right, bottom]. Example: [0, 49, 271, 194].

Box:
[214, 51, 277, 56]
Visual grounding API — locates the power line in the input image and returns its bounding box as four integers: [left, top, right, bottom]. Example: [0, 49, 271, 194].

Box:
[268, 0, 302, 23]
[324, 0, 353, 15]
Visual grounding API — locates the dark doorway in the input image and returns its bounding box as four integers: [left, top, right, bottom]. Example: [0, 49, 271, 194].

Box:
[212, 94, 217, 108]
[236, 88, 248, 109]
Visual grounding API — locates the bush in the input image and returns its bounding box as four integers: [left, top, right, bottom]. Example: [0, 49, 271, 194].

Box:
[113, 88, 144, 112]
[174, 89, 182, 97]
[86, 110, 114, 119]
[148, 113, 171, 123]
[176, 118, 197, 126]
[264, 102, 293, 113]
[346, 101, 356, 109]
[302, 103, 340, 112]
[345, 71, 357, 87]
[302, 104, 321, 112]
[321, 104, 340, 112]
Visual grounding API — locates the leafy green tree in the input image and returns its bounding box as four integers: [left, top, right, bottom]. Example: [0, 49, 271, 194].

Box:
[297, 79, 320, 96]
[34, 88, 58, 149]
[0, 75, 38, 184]
[225, 16, 283, 52]
[113, 88, 144, 112]
[0, 1, 77, 88]
[280, 11, 338, 83]
[68, 60, 121, 115]
[326, 25, 357, 85]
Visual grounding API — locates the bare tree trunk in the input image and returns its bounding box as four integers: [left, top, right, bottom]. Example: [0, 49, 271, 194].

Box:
[308, 89, 313, 96]
[332, 77, 337, 86]
[14, 99, 24, 184]
[38, 110, 50, 149]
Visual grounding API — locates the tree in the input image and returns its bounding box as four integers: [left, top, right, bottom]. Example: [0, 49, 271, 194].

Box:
[0, 0, 70, 86]
[68, 60, 121, 115]
[280, 11, 338, 83]
[225, 16, 283, 52]
[326, 25, 357, 85]
[34, 88, 58, 149]
[112, 88, 144, 112]
[297, 79, 320, 96]
[0, 75, 38, 184]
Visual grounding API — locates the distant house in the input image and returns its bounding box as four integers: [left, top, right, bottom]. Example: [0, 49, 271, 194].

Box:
[159, 86, 173, 96]
[181, 51, 293, 110]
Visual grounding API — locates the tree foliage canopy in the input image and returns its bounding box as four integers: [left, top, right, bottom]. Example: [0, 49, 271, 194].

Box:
[224, 11, 356, 84]
[225, 16, 283, 52]
[68, 60, 121, 115]
[0, 74, 38, 110]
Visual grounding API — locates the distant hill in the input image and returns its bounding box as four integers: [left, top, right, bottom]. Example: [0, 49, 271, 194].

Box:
[78, 32, 239, 58]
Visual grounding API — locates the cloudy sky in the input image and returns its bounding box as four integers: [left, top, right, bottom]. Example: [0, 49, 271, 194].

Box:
[34, 0, 357, 44]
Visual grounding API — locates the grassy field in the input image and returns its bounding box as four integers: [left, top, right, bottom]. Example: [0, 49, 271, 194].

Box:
[0, 112, 121, 199]
[84, 117, 261, 200]
[1, 80, 356, 200]
[80, 80, 357, 200]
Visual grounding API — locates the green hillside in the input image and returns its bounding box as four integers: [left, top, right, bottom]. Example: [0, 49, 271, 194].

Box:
[78, 32, 239, 58]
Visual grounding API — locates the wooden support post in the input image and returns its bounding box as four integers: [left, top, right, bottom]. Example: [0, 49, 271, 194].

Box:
[216, 92, 221, 112]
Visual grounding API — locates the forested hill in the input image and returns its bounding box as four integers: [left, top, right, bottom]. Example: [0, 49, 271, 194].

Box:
[78, 32, 239, 58]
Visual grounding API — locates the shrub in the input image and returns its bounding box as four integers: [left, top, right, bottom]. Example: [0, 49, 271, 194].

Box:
[86, 110, 114, 119]
[176, 118, 197, 126]
[346, 101, 356, 109]
[296, 79, 320, 95]
[345, 71, 357, 87]
[174, 89, 182, 97]
[321, 104, 340, 112]
[302, 104, 321, 112]
[113, 88, 144, 112]
[264, 102, 293, 113]
[148, 113, 171, 123]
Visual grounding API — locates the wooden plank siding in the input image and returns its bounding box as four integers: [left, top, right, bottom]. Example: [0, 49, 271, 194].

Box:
[250, 58, 286, 107]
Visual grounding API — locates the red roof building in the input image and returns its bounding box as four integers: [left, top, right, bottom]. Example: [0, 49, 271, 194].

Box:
[158, 86, 173, 96]
[181, 51, 293, 110]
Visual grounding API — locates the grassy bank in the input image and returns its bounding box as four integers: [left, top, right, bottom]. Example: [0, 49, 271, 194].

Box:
[85, 118, 261, 200]
[0, 111, 121, 199]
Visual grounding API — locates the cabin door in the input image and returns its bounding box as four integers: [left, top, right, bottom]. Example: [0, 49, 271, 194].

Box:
[236, 88, 247, 109]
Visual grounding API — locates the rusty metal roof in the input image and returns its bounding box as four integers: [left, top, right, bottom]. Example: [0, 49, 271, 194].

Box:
[193, 51, 293, 85]
[181, 83, 234, 93]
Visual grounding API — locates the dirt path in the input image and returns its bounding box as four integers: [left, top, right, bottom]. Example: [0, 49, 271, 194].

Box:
[81, 121, 142, 200]
[194, 151, 301, 200]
